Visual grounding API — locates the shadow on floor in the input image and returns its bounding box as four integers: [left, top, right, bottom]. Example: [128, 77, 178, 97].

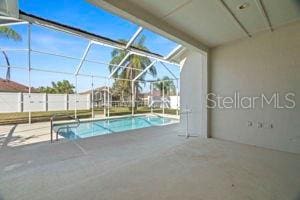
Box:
[0, 124, 17, 149]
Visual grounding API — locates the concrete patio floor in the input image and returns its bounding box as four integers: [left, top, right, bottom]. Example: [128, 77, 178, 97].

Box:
[0, 124, 299, 200]
[0, 122, 52, 148]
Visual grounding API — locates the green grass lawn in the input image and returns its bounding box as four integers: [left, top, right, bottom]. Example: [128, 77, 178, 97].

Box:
[0, 107, 178, 125]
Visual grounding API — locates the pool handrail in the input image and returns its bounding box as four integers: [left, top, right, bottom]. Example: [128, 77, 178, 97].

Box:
[50, 114, 80, 143]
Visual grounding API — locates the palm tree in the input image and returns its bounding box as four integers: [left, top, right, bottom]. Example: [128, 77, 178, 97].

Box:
[0, 26, 22, 40]
[153, 76, 176, 96]
[109, 35, 157, 108]
[38, 80, 75, 94]
[0, 26, 22, 81]
[52, 80, 75, 94]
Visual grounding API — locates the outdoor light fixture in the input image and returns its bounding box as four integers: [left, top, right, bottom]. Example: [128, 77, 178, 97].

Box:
[238, 2, 250, 10]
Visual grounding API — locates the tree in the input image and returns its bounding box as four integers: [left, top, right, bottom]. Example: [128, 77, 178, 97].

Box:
[111, 79, 130, 102]
[0, 26, 22, 81]
[109, 35, 157, 108]
[37, 80, 75, 94]
[153, 76, 176, 96]
[0, 26, 22, 41]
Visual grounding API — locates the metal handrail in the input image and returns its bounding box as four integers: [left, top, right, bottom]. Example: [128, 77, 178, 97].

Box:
[50, 114, 80, 143]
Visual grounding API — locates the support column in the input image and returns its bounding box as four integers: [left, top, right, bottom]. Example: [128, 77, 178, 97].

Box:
[180, 51, 208, 138]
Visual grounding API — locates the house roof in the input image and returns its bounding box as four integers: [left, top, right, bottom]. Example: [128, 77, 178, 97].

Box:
[0, 78, 35, 93]
[139, 90, 161, 97]
[80, 86, 111, 94]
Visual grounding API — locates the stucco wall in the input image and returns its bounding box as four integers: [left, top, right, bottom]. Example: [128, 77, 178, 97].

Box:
[210, 21, 300, 153]
[180, 50, 207, 137]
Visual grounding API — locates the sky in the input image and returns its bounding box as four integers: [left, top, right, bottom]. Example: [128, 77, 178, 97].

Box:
[0, 0, 180, 93]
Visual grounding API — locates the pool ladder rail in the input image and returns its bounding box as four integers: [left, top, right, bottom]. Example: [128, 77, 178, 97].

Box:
[50, 114, 81, 143]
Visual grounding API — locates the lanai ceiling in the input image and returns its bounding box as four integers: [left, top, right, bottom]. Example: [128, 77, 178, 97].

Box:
[88, 0, 300, 50]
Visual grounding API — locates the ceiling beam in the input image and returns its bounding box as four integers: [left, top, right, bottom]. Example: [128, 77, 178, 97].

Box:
[255, 0, 273, 32]
[218, 0, 252, 38]
[87, 0, 209, 53]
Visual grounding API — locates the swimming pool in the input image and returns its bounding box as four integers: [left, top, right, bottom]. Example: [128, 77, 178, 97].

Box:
[53, 115, 179, 140]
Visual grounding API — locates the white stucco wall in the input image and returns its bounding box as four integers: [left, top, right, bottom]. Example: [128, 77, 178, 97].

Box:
[210, 21, 300, 153]
[180, 50, 207, 137]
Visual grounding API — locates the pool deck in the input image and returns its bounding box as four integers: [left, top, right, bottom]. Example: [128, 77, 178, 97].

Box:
[0, 122, 52, 148]
[0, 123, 300, 200]
[0, 114, 179, 148]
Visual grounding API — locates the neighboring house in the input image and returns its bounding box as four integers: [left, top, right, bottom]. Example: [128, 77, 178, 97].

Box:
[80, 86, 112, 107]
[138, 90, 161, 107]
[0, 78, 36, 93]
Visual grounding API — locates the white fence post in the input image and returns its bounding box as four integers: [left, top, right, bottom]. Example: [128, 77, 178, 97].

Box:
[87, 93, 91, 110]
[65, 94, 69, 110]
[44, 93, 48, 111]
[18, 92, 23, 112]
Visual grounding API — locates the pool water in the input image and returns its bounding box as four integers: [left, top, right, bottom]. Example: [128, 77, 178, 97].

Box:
[53, 115, 179, 139]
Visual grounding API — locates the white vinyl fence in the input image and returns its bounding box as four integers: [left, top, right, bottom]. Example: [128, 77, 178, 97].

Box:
[148, 96, 180, 109]
[0, 92, 91, 113]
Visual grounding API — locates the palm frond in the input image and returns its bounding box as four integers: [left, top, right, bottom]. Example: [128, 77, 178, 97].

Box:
[0, 26, 22, 41]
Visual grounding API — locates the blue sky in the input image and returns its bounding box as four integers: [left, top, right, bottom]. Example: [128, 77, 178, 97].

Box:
[0, 0, 180, 92]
